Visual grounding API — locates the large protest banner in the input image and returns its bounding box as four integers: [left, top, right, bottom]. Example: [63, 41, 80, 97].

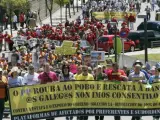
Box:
[92, 12, 136, 20]
[9, 81, 160, 120]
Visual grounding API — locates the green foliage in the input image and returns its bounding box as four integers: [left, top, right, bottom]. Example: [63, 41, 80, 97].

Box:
[54, 0, 69, 6]
[0, 0, 30, 13]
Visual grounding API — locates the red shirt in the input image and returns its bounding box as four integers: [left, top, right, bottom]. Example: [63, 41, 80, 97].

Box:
[107, 69, 126, 81]
[128, 15, 135, 22]
[38, 71, 58, 84]
[19, 14, 24, 23]
[0, 34, 4, 43]
[111, 18, 117, 23]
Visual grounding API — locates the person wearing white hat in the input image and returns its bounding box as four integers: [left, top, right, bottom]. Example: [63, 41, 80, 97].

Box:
[128, 64, 147, 120]
[8, 66, 24, 87]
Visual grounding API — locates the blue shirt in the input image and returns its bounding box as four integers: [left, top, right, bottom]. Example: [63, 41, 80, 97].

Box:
[149, 75, 160, 84]
[8, 76, 24, 87]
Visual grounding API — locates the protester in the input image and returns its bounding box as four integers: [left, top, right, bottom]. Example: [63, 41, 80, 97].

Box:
[128, 63, 147, 120]
[107, 62, 127, 120]
[128, 13, 136, 30]
[149, 64, 160, 120]
[0, 31, 4, 52]
[8, 66, 24, 87]
[59, 64, 75, 81]
[19, 12, 25, 28]
[24, 64, 39, 85]
[0, 68, 8, 120]
[38, 63, 58, 84]
[74, 65, 82, 80]
[3, 13, 8, 30]
[13, 13, 18, 30]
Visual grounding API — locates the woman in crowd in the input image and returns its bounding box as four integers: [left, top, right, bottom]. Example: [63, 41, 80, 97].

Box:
[8, 66, 25, 87]
[60, 64, 74, 120]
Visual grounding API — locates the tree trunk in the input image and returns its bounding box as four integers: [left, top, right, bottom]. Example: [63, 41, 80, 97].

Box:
[45, 0, 48, 17]
[68, 3, 71, 18]
[72, 0, 75, 15]
[65, 4, 68, 21]
[81, 0, 83, 8]
[9, 8, 12, 35]
[49, 10, 52, 25]
[38, 0, 42, 26]
[77, 0, 78, 12]
[60, 5, 62, 23]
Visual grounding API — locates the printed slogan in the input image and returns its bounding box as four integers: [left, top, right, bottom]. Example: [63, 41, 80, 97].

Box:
[9, 81, 160, 120]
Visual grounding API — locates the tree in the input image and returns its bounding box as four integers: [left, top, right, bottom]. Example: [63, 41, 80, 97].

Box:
[70, 0, 75, 15]
[54, 0, 69, 23]
[45, 0, 54, 25]
[0, 0, 30, 12]
[37, 0, 42, 26]
[0, 0, 30, 35]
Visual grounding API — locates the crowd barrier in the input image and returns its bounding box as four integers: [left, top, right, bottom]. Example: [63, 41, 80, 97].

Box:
[8, 81, 160, 120]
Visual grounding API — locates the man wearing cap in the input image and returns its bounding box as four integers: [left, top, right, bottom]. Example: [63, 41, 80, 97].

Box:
[24, 64, 39, 85]
[0, 68, 8, 120]
[128, 64, 146, 120]
[131, 60, 150, 80]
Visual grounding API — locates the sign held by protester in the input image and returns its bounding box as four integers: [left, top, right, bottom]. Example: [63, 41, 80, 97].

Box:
[55, 40, 77, 55]
[9, 81, 160, 120]
[91, 51, 105, 61]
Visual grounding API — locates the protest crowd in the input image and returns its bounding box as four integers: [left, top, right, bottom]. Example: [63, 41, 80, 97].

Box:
[0, 0, 159, 120]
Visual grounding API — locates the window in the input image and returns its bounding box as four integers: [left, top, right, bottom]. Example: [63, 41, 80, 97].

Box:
[127, 32, 140, 40]
[147, 23, 153, 30]
[98, 37, 109, 42]
[147, 32, 155, 37]
[137, 22, 144, 30]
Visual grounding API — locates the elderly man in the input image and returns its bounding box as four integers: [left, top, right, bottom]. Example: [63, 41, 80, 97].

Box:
[128, 64, 147, 120]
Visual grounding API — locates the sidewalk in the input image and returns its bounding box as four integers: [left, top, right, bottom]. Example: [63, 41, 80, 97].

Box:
[4, 7, 82, 37]
[39, 7, 82, 26]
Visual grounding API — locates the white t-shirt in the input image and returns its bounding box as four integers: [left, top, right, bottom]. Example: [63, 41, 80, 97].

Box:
[24, 72, 39, 85]
[13, 15, 17, 22]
